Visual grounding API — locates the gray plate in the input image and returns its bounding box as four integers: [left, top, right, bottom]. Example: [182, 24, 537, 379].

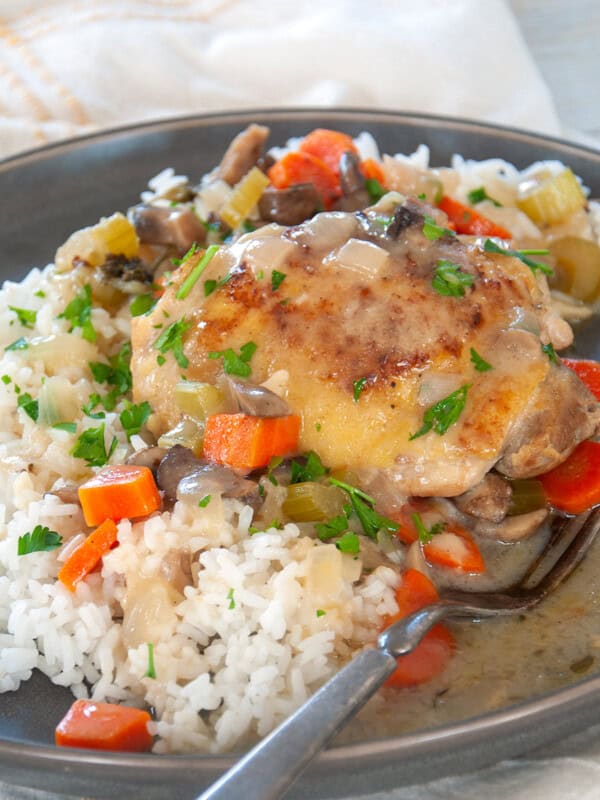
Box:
[1, 109, 600, 799]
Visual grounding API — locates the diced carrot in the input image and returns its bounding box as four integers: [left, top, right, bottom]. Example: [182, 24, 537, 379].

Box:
[383, 569, 454, 688]
[438, 195, 512, 239]
[55, 699, 153, 752]
[562, 358, 600, 401]
[58, 519, 119, 592]
[268, 152, 341, 209]
[202, 413, 301, 471]
[361, 157, 386, 187]
[78, 465, 162, 527]
[539, 440, 600, 514]
[298, 128, 358, 176]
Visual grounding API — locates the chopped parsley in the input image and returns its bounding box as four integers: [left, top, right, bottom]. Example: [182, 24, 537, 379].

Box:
[290, 451, 328, 484]
[483, 239, 552, 276]
[242, 220, 256, 233]
[18, 525, 62, 555]
[316, 609, 326, 618]
[5, 337, 28, 352]
[227, 588, 236, 609]
[542, 342, 559, 364]
[70, 423, 117, 467]
[467, 187, 502, 207]
[432, 260, 475, 297]
[82, 393, 105, 419]
[410, 384, 470, 440]
[204, 279, 218, 297]
[144, 643, 156, 679]
[171, 242, 201, 268]
[34, 290, 46, 299]
[412, 512, 445, 544]
[328, 478, 399, 541]
[365, 178, 386, 203]
[271, 270, 287, 292]
[119, 400, 152, 440]
[422, 215, 456, 241]
[89, 341, 133, 411]
[130, 294, 156, 317]
[176, 244, 220, 300]
[1, 374, 11, 384]
[9, 306, 36, 329]
[315, 514, 348, 541]
[153, 318, 192, 369]
[57, 284, 96, 342]
[156, 354, 166, 366]
[335, 531, 360, 554]
[353, 377, 367, 402]
[17, 392, 39, 421]
[470, 348, 492, 372]
[198, 494, 212, 508]
[52, 422, 77, 433]
[208, 341, 257, 377]
[267, 455, 283, 485]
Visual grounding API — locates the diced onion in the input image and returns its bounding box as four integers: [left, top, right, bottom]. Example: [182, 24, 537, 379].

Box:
[158, 417, 205, 455]
[20, 334, 98, 372]
[54, 213, 139, 273]
[122, 577, 183, 648]
[37, 376, 80, 426]
[332, 238, 389, 278]
[305, 544, 344, 606]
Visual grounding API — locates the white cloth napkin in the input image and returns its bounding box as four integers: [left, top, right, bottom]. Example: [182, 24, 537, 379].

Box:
[0, 0, 561, 159]
[0, 2, 595, 800]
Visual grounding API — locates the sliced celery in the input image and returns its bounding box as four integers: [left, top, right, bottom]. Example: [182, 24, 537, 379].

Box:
[158, 416, 205, 456]
[55, 213, 139, 272]
[549, 236, 600, 303]
[517, 169, 585, 226]
[219, 167, 270, 230]
[174, 381, 227, 420]
[282, 482, 346, 522]
[507, 478, 547, 517]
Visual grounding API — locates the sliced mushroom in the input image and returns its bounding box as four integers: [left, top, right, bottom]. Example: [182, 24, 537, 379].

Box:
[156, 445, 258, 502]
[217, 124, 270, 186]
[129, 204, 206, 254]
[156, 445, 205, 501]
[475, 508, 549, 542]
[454, 473, 512, 523]
[258, 184, 321, 226]
[127, 446, 167, 477]
[221, 377, 290, 418]
[336, 151, 371, 211]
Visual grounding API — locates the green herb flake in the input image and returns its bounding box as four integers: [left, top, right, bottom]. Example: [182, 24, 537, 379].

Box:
[5, 337, 28, 352]
[271, 270, 287, 292]
[242, 220, 256, 233]
[542, 342, 559, 364]
[316, 609, 326, 618]
[227, 588, 236, 610]
[483, 239, 552, 276]
[422, 215, 456, 241]
[335, 531, 360, 554]
[17, 392, 39, 421]
[198, 494, 212, 508]
[153, 318, 191, 369]
[57, 284, 96, 342]
[130, 294, 157, 317]
[71, 423, 117, 467]
[176, 244, 220, 300]
[89, 341, 133, 411]
[34, 290, 46, 299]
[315, 422, 322, 432]
[432, 260, 475, 297]
[315, 514, 348, 541]
[1, 374, 11, 385]
[52, 422, 77, 433]
[208, 341, 257, 377]
[171, 242, 201, 268]
[143, 642, 156, 679]
[17, 525, 62, 555]
[119, 400, 152, 440]
[267, 455, 283, 486]
[156, 355, 166, 366]
[204, 279, 218, 297]
[353, 377, 367, 402]
[290, 451, 328, 484]
[410, 384, 470, 440]
[82, 393, 105, 419]
[9, 306, 37, 329]
[470, 348, 492, 372]
[467, 187, 502, 207]
[329, 478, 399, 541]
[258, 483, 266, 498]
[411, 512, 445, 545]
[365, 178, 386, 204]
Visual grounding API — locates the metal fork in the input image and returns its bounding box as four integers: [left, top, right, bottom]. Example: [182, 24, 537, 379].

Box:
[197, 508, 600, 800]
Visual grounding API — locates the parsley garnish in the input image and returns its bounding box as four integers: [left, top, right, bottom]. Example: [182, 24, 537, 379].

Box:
[422, 215, 456, 241]
[328, 478, 399, 540]
[130, 294, 156, 317]
[198, 494, 211, 508]
[119, 400, 152, 440]
[315, 514, 348, 541]
[89, 341, 132, 411]
[411, 512, 445, 544]
[204, 279, 218, 296]
[267, 455, 283, 485]
[144, 643, 156, 679]
[542, 342, 559, 364]
[18, 525, 62, 555]
[242, 220, 256, 233]
[290, 451, 328, 484]
[227, 588, 236, 609]
[353, 377, 367, 402]
[176, 244, 220, 300]
[271, 270, 287, 292]
[34, 290, 46, 299]
[153, 318, 191, 369]
[467, 187, 502, 207]
[483, 239, 552, 276]
[17, 392, 39, 421]
[208, 341, 257, 377]
[410, 384, 470, 440]
[365, 178, 386, 203]
[335, 531, 360, 554]
[71, 423, 117, 467]
[171, 242, 201, 268]
[5, 337, 28, 352]
[432, 260, 475, 297]
[316, 609, 326, 617]
[82, 393, 105, 419]
[1, 375, 11, 384]
[52, 422, 77, 433]
[57, 284, 96, 342]
[470, 348, 492, 372]
[9, 306, 36, 329]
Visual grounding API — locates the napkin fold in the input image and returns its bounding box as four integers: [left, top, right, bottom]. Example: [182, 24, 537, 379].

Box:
[0, 0, 560, 159]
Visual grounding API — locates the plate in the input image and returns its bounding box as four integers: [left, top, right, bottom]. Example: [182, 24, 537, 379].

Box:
[1, 108, 600, 799]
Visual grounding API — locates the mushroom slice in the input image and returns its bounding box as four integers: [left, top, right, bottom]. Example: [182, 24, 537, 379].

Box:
[129, 204, 206, 254]
[475, 508, 549, 543]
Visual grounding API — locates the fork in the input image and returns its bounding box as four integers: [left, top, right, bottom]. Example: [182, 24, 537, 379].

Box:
[197, 508, 600, 800]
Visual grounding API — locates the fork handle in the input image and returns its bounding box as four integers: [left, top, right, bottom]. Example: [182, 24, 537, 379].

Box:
[196, 647, 398, 800]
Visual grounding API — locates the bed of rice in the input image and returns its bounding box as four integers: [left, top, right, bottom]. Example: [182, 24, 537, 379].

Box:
[1, 136, 600, 755]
